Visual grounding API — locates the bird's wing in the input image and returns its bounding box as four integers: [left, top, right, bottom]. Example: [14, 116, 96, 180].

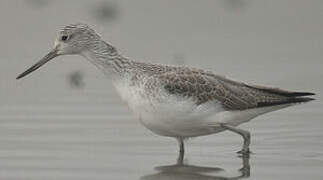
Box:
[156, 69, 314, 110]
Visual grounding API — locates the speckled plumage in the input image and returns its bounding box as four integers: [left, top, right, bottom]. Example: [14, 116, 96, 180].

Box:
[113, 60, 312, 111]
[56, 24, 314, 111]
[17, 23, 315, 156]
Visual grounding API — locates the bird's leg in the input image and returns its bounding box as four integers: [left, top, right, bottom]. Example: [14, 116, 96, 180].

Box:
[221, 124, 251, 154]
[177, 138, 184, 164]
[239, 153, 250, 178]
[179, 138, 184, 154]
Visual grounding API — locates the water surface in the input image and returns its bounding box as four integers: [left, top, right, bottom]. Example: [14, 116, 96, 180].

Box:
[1, 0, 323, 179]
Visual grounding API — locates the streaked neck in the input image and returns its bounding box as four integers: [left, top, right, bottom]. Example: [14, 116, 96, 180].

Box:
[81, 40, 132, 78]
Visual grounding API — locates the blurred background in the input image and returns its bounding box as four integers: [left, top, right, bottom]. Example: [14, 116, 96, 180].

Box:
[0, 0, 322, 180]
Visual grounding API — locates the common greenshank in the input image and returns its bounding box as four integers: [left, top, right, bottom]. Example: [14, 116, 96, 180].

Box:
[17, 23, 315, 157]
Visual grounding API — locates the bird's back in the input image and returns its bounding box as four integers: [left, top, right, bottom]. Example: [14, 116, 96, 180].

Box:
[126, 61, 314, 111]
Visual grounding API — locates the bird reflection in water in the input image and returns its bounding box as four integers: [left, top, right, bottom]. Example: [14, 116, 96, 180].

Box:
[141, 153, 250, 180]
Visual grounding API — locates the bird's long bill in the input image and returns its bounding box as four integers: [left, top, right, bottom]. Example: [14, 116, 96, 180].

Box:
[16, 48, 59, 80]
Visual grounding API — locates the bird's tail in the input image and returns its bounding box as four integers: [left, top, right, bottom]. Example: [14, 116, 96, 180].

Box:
[246, 84, 315, 107]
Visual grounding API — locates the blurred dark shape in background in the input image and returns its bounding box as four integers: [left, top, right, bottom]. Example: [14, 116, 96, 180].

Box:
[25, 0, 50, 8]
[67, 70, 85, 89]
[220, 0, 249, 12]
[172, 53, 186, 66]
[91, 1, 119, 23]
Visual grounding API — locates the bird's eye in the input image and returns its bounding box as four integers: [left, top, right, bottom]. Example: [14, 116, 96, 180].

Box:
[61, 35, 68, 41]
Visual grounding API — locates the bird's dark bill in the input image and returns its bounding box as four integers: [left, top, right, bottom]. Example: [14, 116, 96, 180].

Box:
[16, 48, 59, 79]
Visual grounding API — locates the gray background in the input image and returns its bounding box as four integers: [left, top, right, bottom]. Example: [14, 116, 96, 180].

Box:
[0, 0, 322, 179]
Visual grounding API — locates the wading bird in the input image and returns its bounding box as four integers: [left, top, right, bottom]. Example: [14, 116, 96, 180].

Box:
[17, 23, 315, 158]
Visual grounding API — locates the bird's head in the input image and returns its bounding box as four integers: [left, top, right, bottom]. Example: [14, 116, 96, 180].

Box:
[16, 23, 102, 79]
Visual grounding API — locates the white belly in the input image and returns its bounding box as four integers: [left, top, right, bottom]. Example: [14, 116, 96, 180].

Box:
[113, 79, 289, 138]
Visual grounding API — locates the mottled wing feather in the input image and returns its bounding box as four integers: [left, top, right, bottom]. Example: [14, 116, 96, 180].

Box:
[132, 62, 313, 110]
[157, 69, 293, 110]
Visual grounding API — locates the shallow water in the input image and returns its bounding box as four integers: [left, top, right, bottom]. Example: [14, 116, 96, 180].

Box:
[0, 96, 322, 180]
[1, 0, 323, 179]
